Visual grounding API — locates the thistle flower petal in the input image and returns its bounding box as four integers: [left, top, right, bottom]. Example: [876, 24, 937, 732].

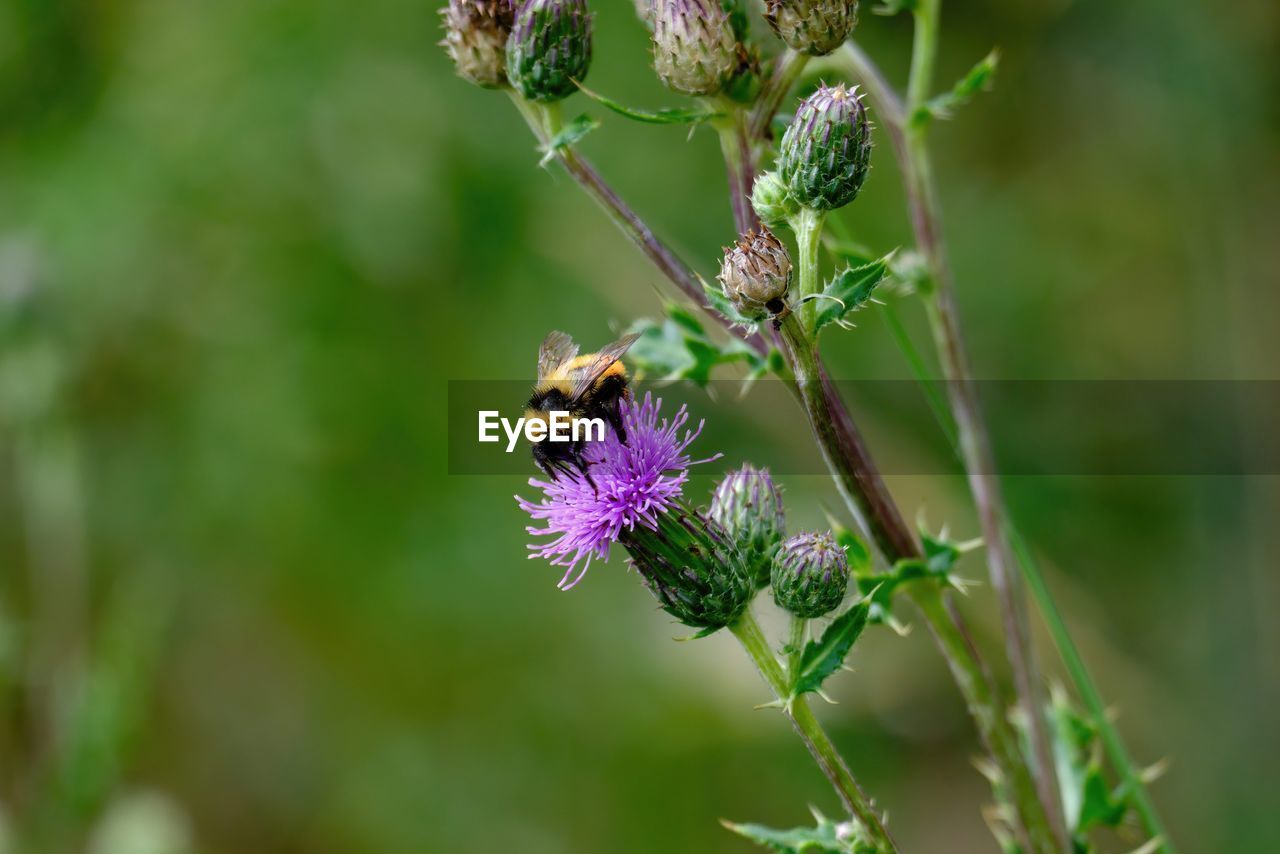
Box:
[516, 393, 715, 588]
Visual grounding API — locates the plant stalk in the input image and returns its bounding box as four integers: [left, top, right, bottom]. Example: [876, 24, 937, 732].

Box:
[899, 1, 1067, 843]
[730, 608, 897, 852]
[715, 107, 760, 234]
[776, 311, 1052, 851]
[880, 295, 1176, 852]
[792, 207, 825, 331]
[749, 49, 811, 140]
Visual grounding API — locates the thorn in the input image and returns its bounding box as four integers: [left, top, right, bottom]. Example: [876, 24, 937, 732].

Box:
[816, 688, 838, 705]
[753, 698, 786, 711]
[972, 756, 1002, 785]
[887, 615, 913, 636]
[955, 537, 984, 553]
[839, 664, 857, 673]
[1141, 757, 1170, 784]
[1128, 838, 1164, 854]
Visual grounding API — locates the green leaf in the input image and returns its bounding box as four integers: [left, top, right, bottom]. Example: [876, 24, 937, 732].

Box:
[793, 601, 870, 696]
[913, 49, 999, 127]
[626, 305, 761, 388]
[827, 517, 872, 575]
[920, 530, 960, 575]
[539, 113, 600, 165]
[574, 82, 722, 125]
[1048, 689, 1131, 839]
[812, 257, 890, 334]
[722, 810, 874, 853]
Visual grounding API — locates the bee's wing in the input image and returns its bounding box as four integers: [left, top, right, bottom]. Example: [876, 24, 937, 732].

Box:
[537, 331, 579, 381]
[567, 332, 640, 402]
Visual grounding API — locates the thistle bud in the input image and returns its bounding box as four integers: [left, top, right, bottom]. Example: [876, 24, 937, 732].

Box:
[506, 0, 593, 104]
[751, 170, 799, 230]
[718, 227, 792, 321]
[651, 0, 738, 97]
[709, 465, 786, 589]
[765, 0, 858, 57]
[779, 84, 872, 212]
[440, 0, 515, 88]
[772, 531, 848, 618]
[621, 506, 754, 630]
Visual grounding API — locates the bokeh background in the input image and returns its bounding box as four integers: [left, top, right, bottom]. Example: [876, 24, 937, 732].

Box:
[2, 0, 1278, 851]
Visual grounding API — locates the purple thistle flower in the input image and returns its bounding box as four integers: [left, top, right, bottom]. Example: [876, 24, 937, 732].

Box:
[516, 393, 719, 590]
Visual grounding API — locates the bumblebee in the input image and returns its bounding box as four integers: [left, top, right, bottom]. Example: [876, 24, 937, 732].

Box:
[527, 330, 640, 482]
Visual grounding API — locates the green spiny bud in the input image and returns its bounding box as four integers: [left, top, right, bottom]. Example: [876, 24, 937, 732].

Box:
[708, 464, 786, 589]
[751, 170, 800, 230]
[506, 0, 593, 104]
[765, 0, 858, 57]
[718, 227, 792, 321]
[621, 505, 753, 630]
[439, 0, 515, 89]
[778, 83, 872, 211]
[772, 531, 848, 618]
[651, 0, 738, 97]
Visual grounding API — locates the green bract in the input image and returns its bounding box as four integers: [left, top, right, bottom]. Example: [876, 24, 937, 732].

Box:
[708, 464, 786, 588]
[507, 0, 593, 103]
[651, 0, 738, 96]
[778, 84, 872, 211]
[772, 531, 849, 618]
[764, 0, 858, 57]
[751, 170, 800, 230]
[621, 504, 753, 630]
[439, 0, 515, 89]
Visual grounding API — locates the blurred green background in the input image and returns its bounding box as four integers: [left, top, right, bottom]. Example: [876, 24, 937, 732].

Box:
[1, 0, 1277, 851]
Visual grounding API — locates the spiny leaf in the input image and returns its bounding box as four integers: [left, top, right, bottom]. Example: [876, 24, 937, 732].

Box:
[1048, 687, 1131, 839]
[793, 601, 870, 696]
[626, 305, 762, 388]
[827, 516, 872, 575]
[920, 529, 961, 575]
[574, 82, 722, 125]
[700, 273, 760, 329]
[722, 810, 874, 853]
[913, 49, 999, 127]
[539, 113, 599, 165]
[812, 257, 890, 334]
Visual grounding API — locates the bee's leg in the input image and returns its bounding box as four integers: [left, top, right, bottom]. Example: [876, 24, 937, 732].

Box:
[570, 450, 598, 492]
[605, 404, 627, 444]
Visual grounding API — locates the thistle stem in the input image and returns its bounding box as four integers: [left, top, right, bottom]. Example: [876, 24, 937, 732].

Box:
[730, 608, 897, 852]
[787, 613, 807, 678]
[881, 290, 1175, 852]
[715, 107, 759, 234]
[508, 93, 753, 344]
[792, 207, 825, 331]
[903, 0, 1066, 843]
[749, 49, 811, 139]
[909, 584, 1052, 853]
[778, 307, 1051, 848]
